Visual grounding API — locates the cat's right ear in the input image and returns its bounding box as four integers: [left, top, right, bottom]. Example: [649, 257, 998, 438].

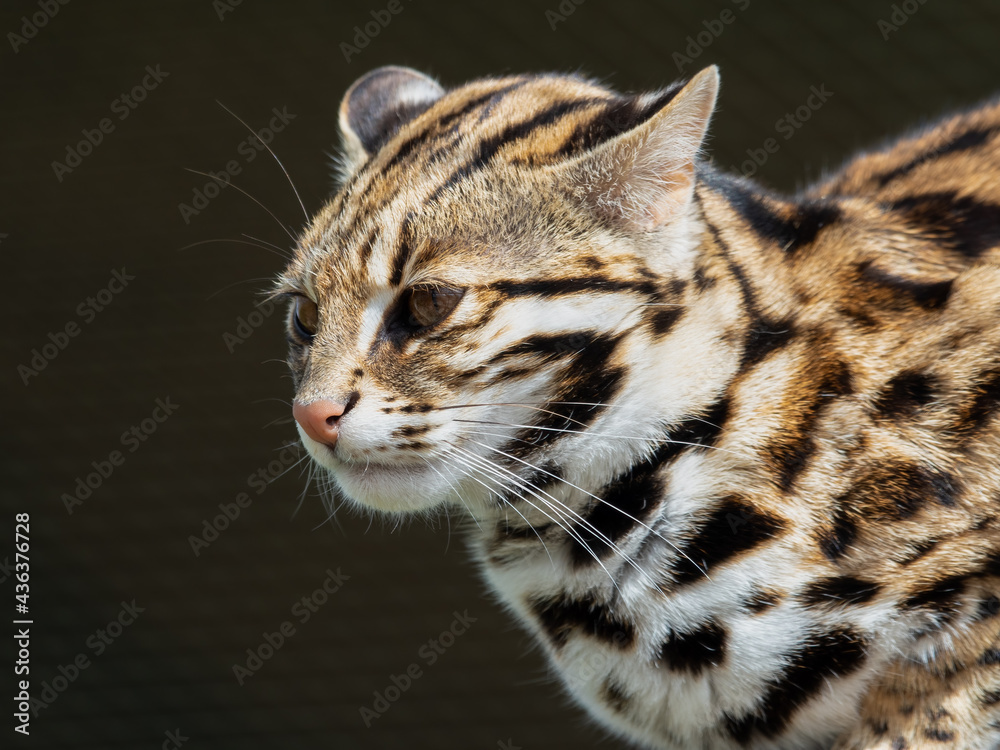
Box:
[338, 66, 445, 178]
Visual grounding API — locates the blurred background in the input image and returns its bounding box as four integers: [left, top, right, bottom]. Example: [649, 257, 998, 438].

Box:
[3, 1, 1000, 747]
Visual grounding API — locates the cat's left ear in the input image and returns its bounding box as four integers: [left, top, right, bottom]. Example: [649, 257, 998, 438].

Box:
[561, 65, 719, 231]
[338, 66, 445, 177]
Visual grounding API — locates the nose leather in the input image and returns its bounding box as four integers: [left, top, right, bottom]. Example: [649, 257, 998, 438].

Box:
[293, 399, 347, 447]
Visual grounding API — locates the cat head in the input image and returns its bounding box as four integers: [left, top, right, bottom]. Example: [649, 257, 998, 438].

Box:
[275, 65, 720, 516]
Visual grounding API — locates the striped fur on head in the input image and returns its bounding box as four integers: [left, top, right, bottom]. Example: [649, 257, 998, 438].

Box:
[276, 66, 722, 515]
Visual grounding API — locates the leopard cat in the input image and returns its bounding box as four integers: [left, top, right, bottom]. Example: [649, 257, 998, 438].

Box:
[275, 64, 1000, 749]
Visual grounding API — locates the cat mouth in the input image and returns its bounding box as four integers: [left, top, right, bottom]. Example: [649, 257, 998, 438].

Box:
[298, 434, 450, 512]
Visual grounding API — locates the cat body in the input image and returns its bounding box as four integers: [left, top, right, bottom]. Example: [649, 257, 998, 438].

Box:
[279, 66, 1000, 749]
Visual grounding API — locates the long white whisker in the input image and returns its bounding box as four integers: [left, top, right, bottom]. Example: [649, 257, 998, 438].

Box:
[215, 100, 310, 222]
[461, 436, 707, 582]
[420, 453, 483, 533]
[436, 400, 726, 433]
[242, 232, 292, 256]
[183, 167, 297, 242]
[439, 453, 557, 567]
[447, 444, 653, 591]
[454, 418, 749, 460]
[444, 447, 609, 580]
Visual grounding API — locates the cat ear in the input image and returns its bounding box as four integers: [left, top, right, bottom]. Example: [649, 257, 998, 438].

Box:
[562, 65, 719, 231]
[338, 66, 445, 176]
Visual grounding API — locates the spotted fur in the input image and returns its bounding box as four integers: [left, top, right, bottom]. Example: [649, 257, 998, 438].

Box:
[277, 65, 1000, 749]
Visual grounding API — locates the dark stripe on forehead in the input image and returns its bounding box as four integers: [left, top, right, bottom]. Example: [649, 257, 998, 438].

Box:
[388, 212, 414, 286]
[335, 81, 531, 240]
[700, 215, 761, 324]
[426, 97, 609, 205]
[492, 276, 657, 298]
[374, 79, 530, 180]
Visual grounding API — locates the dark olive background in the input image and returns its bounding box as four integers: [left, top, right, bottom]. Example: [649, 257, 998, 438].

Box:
[3, 1, 999, 748]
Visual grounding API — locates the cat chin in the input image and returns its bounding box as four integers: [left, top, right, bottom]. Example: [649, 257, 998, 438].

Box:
[298, 435, 450, 514]
[332, 463, 448, 514]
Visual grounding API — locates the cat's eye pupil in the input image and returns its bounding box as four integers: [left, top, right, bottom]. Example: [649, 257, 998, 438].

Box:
[293, 296, 319, 341]
[407, 286, 463, 328]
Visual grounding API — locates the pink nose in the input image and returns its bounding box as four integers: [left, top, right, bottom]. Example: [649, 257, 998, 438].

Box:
[293, 399, 349, 447]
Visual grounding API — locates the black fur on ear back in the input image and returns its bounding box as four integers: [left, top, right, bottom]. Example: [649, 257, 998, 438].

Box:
[338, 66, 445, 175]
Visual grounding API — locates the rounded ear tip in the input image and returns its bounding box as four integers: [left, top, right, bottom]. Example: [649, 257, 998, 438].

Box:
[340, 66, 443, 116]
[343, 65, 432, 95]
[337, 66, 446, 176]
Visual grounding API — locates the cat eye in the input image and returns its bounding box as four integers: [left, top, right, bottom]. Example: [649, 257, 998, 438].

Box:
[406, 286, 464, 329]
[292, 296, 319, 341]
